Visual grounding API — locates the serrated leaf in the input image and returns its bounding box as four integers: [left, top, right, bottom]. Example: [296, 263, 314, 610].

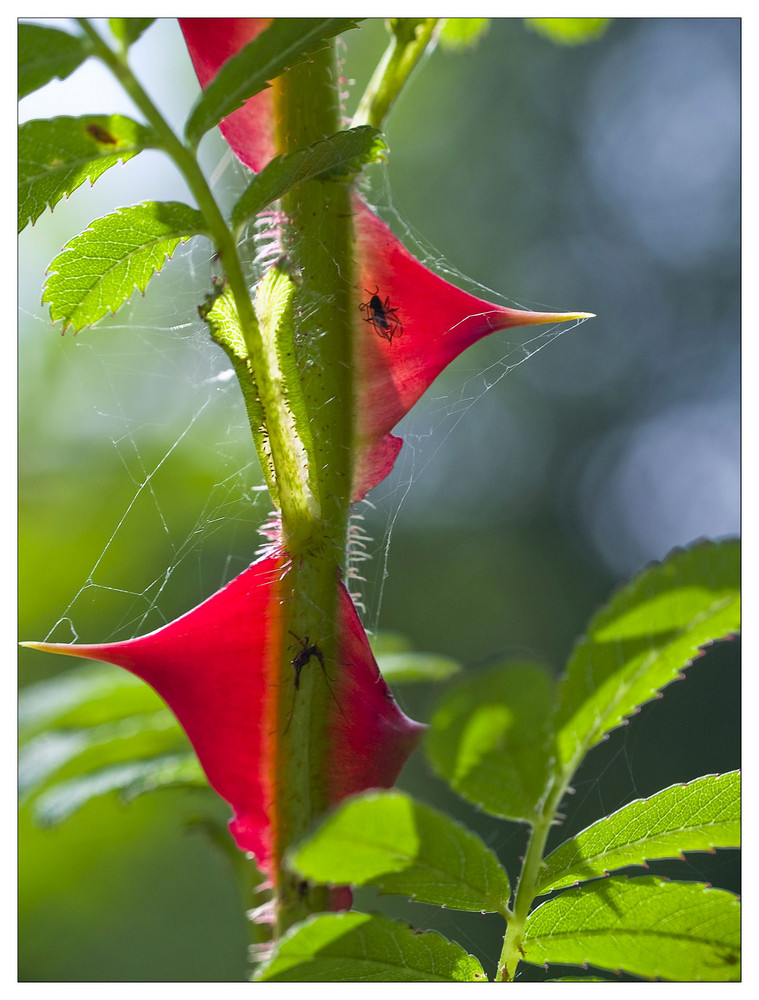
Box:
[426, 661, 557, 822]
[19, 662, 167, 736]
[19, 710, 186, 798]
[538, 772, 741, 894]
[523, 877, 740, 982]
[290, 790, 510, 913]
[108, 18, 155, 47]
[555, 540, 740, 776]
[19, 115, 158, 232]
[32, 753, 206, 826]
[185, 18, 361, 146]
[256, 912, 487, 982]
[19, 22, 89, 99]
[376, 651, 462, 684]
[439, 19, 490, 50]
[525, 18, 612, 46]
[231, 126, 385, 231]
[42, 201, 208, 332]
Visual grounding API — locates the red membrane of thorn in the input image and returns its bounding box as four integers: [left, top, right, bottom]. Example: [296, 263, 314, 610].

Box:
[350, 197, 594, 498]
[179, 18, 275, 172]
[175, 22, 593, 499]
[24, 549, 424, 876]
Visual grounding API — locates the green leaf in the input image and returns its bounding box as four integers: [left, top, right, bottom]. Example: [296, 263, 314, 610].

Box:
[439, 19, 490, 50]
[42, 201, 208, 332]
[256, 912, 488, 982]
[290, 790, 510, 913]
[426, 661, 557, 822]
[538, 772, 741, 894]
[231, 126, 385, 231]
[19, 709, 186, 798]
[368, 632, 461, 682]
[185, 18, 361, 147]
[19, 662, 167, 735]
[32, 753, 206, 826]
[525, 18, 612, 46]
[376, 651, 462, 684]
[19, 115, 158, 232]
[554, 540, 740, 776]
[522, 877, 740, 981]
[19, 22, 89, 99]
[19, 663, 206, 825]
[108, 18, 155, 47]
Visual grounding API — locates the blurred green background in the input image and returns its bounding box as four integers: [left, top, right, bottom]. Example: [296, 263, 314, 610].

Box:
[19, 18, 740, 982]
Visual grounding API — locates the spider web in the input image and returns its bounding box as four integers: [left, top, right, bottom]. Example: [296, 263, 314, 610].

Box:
[348, 177, 592, 631]
[19, 150, 591, 649]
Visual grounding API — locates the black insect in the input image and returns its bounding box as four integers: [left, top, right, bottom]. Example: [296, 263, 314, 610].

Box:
[359, 286, 403, 343]
[289, 632, 326, 690]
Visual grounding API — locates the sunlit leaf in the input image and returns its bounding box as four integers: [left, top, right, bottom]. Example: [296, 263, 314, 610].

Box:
[523, 877, 740, 982]
[42, 202, 208, 332]
[376, 652, 462, 684]
[256, 912, 487, 982]
[19, 115, 157, 232]
[18, 22, 89, 99]
[538, 771, 741, 894]
[426, 661, 556, 822]
[525, 18, 612, 46]
[439, 19, 490, 50]
[290, 790, 510, 913]
[554, 540, 740, 776]
[185, 18, 361, 146]
[369, 632, 461, 683]
[231, 126, 385, 231]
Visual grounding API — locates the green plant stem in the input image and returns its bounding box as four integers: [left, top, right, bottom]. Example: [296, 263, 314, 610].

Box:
[81, 15, 356, 944]
[77, 19, 320, 530]
[266, 45, 355, 937]
[496, 774, 571, 982]
[353, 18, 440, 128]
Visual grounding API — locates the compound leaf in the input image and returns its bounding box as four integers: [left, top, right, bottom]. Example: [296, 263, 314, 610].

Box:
[290, 790, 510, 913]
[231, 126, 385, 230]
[19, 22, 89, 99]
[19, 115, 158, 232]
[42, 201, 208, 332]
[537, 771, 741, 894]
[426, 661, 557, 823]
[185, 18, 361, 146]
[554, 540, 740, 777]
[256, 912, 487, 982]
[522, 877, 740, 982]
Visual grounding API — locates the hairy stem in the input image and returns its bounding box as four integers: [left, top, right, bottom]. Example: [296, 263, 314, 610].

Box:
[267, 44, 356, 936]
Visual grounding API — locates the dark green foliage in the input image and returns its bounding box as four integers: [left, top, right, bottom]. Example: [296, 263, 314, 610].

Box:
[18, 22, 89, 99]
